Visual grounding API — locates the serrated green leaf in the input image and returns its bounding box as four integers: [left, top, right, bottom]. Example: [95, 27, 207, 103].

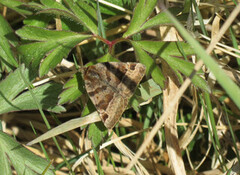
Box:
[0, 0, 33, 15]
[123, 0, 158, 37]
[64, 0, 98, 34]
[132, 41, 165, 88]
[18, 41, 57, 67]
[16, 26, 91, 76]
[39, 40, 78, 76]
[41, 0, 69, 11]
[0, 131, 54, 175]
[137, 8, 184, 34]
[59, 72, 85, 104]
[23, 14, 52, 28]
[16, 26, 89, 41]
[165, 55, 210, 92]
[37, 8, 82, 27]
[132, 41, 210, 92]
[132, 40, 195, 56]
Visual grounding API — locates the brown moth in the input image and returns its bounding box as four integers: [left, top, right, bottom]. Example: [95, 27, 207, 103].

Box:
[84, 62, 146, 129]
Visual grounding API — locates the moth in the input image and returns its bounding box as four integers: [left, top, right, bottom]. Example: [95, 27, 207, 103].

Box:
[84, 62, 146, 129]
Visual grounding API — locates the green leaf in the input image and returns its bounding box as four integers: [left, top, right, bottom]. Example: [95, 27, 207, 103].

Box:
[81, 100, 96, 117]
[24, 0, 80, 25]
[0, 14, 19, 71]
[165, 55, 210, 92]
[0, 65, 32, 100]
[129, 79, 162, 111]
[0, 14, 19, 47]
[132, 40, 195, 56]
[123, 0, 158, 37]
[0, 65, 65, 114]
[88, 123, 108, 148]
[0, 82, 65, 114]
[40, 0, 69, 11]
[59, 72, 85, 104]
[16, 26, 91, 76]
[0, 36, 18, 71]
[132, 41, 210, 92]
[132, 41, 165, 88]
[0, 0, 33, 15]
[17, 41, 56, 68]
[137, 79, 162, 102]
[16, 25, 89, 41]
[0, 131, 54, 175]
[23, 14, 52, 28]
[164, 10, 240, 108]
[36, 8, 83, 28]
[64, 0, 98, 34]
[137, 8, 184, 34]
[85, 53, 119, 66]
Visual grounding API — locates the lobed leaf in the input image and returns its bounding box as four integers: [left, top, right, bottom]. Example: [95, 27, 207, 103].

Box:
[123, 0, 158, 37]
[132, 40, 210, 92]
[132, 41, 165, 88]
[137, 8, 186, 34]
[16, 26, 91, 76]
[64, 0, 98, 34]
